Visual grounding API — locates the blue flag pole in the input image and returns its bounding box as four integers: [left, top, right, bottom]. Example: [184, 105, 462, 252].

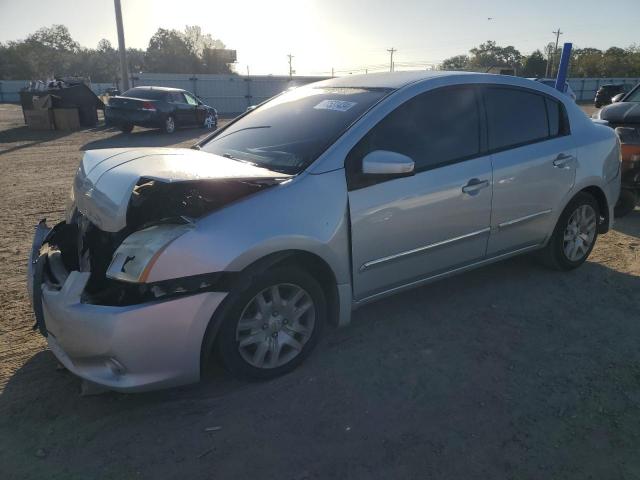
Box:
[554, 42, 573, 92]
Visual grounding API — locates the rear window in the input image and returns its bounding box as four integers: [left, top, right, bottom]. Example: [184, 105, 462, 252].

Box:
[122, 88, 167, 100]
[485, 87, 549, 150]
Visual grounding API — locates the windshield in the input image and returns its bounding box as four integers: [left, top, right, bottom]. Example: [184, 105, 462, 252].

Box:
[625, 86, 640, 102]
[200, 86, 390, 174]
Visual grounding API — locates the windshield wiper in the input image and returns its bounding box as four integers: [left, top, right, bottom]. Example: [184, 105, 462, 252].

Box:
[221, 152, 261, 168]
[213, 125, 271, 142]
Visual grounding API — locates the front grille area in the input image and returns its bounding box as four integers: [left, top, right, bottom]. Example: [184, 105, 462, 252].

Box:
[70, 210, 129, 294]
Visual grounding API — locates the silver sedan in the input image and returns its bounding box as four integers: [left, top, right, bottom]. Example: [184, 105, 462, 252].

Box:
[28, 71, 621, 392]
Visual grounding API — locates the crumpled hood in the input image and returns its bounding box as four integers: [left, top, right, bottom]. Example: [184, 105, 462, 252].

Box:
[597, 102, 640, 124]
[74, 147, 288, 232]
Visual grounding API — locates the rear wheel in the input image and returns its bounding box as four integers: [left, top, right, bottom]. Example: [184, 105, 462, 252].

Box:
[614, 189, 637, 218]
[213, 266, 325, 380]
[163, 115, 175, 134]
[120, 123, 133, 133]
[540, 192, 599, 270]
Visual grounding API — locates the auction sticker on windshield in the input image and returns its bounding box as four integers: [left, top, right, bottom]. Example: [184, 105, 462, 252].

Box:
[313, 99, 357, 112]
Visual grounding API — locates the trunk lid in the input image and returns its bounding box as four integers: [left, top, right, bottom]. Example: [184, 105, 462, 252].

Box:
[107, 96, 154, 111]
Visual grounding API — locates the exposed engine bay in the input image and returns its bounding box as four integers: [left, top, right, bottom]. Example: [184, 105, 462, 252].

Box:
[42, 176, 282, 306]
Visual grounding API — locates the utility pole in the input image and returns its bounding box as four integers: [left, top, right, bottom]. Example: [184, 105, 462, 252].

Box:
[113, 0, 129, 91]
[550, 28, 563, 77]
[387, 47, 397, 72]
[287, 54, 294, 80]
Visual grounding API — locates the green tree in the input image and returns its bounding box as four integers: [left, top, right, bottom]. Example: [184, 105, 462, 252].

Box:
[27, 24, 79, 52]
[146, 28, 198, 73]
[521, 50, 547, 77]
[602, 47, 631, 77]
[571, 48, 603, 77]
[468, 40, 522, 71]
[441, 54, 469, 71]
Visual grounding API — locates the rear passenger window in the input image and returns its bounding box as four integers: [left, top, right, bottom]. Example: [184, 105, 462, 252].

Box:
[484, 87, 549, 150]
[350, 86, 481, 173]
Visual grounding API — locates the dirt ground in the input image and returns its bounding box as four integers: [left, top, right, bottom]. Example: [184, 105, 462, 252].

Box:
[1, 102, 639, 480]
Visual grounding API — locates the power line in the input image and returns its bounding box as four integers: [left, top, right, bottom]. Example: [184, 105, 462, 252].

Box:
[287, 53, 294, 79]
[387, 47, 397, 72]
[547, 28, 563, 77]
[113, 0, 129, 91]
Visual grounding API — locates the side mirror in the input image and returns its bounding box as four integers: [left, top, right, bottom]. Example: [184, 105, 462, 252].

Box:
[362, 150, 415, 175]
[612, 93, 625, 103]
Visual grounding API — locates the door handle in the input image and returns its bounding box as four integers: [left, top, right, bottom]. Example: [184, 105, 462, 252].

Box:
[462, 178, 490, 194]
[553, 153, 574, 169]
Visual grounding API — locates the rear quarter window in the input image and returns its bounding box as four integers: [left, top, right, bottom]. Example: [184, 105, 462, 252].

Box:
[545, 97, 570, 137]
[122, 88, 167, 101]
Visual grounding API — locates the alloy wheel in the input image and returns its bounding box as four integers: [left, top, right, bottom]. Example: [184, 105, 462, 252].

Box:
[235, 283, 316, 369]
[165, 116, 175, 133]
[563, 204, 597, 262]
[204, 114, 215, 129]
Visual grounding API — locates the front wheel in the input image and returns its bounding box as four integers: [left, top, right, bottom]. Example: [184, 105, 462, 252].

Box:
[120, 123, 133, 133]
[202, 112, 216, 129]
[213, 266, 325, 380]
[540, 192, 599, 270]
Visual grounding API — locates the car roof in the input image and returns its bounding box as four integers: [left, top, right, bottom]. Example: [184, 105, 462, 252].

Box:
[530, 78, 569, 85]
[312, 70, 479, 90]
[127, 86, 185, 93]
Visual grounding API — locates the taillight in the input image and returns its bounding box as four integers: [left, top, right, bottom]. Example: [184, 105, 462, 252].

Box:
[620, 144, 640, 166]
[141, 101, 156, 112]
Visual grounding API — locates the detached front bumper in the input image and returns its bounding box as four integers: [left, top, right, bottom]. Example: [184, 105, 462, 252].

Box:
[28, 220, 227, 392]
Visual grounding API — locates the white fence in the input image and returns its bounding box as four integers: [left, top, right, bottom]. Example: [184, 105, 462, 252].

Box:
[2, 75, 639, 113]
[133, 73, 328, 114]
[568, 77, 640, 101]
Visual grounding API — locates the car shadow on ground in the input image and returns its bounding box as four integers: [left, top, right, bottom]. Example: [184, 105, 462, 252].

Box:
[2, 255, 640, 478]
[614, 208, 640, 238]
[0, 126, 73, 156]
[80, 126, 213, 150]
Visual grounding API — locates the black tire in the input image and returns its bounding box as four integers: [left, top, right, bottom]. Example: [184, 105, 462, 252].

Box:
[614, 189, 637, 218]
[202, 112, 216, 129]
[212, 266, 325, 380]
[540, 192, 600, 271]
[163, 115, 176, 134]
[120, 123, 133, 133]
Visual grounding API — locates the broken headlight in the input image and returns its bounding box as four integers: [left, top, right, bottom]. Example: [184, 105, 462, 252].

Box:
[106, 224, 193, 283]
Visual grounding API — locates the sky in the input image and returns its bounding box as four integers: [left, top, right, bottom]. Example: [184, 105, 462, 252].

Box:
[1, 0, 639, 76]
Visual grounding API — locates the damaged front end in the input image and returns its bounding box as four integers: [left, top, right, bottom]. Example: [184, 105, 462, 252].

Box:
[32, 175, 282, 318]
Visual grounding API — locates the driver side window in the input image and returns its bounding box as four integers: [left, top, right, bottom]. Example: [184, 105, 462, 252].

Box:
[184, 93, 199, 106]
[347, 86, 481, 189]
